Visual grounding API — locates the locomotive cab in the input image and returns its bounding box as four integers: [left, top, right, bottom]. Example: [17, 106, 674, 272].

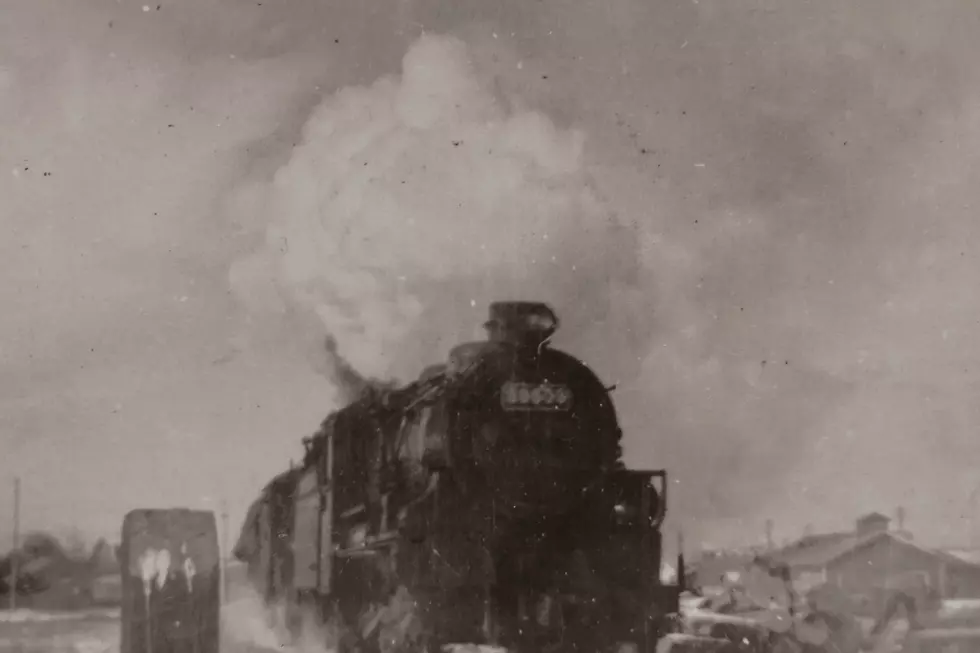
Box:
[610, 470, 666, 532]
[599, 470, 677, 653]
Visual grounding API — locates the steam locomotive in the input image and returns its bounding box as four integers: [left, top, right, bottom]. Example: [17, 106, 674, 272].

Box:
[233, 301, 683, 653]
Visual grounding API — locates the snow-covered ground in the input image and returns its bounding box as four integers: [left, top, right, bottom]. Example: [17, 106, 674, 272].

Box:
[0, 609, 120, 624]
[0, 594, 332, 653]
[0, 608, 119, 653]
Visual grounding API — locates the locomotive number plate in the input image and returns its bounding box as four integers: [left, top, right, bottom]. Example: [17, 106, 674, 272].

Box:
[500, 381, 573, 412]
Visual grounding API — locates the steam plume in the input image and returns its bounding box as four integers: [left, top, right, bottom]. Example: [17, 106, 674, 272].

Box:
[222, 585, 337, 653]
[229, 33, 634, 384]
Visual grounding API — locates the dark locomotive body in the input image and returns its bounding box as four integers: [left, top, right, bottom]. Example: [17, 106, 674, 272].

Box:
[233, 302, 682, 653]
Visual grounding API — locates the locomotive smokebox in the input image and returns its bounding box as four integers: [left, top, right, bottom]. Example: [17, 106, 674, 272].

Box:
[483, 301, 559, 348]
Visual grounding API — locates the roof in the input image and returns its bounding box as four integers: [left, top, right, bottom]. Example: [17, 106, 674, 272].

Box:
[765, 531, 859, 569]
[772, 530, 980, 572]
[823, 530, 932, 566]
[944, 549, 980, 566]
[88, 539, 119, 575]
[857, 511, 891, 524]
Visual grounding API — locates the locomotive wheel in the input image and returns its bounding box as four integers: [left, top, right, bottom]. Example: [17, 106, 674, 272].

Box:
[119, 508, 221, 653]
[373, 585, 430, 653]
[768, 634, 803, 653]
[334, 610, 362, 653]
[332, 588, 431, 653]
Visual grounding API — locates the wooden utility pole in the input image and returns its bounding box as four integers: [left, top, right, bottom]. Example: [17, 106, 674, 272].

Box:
[220, 499, 229, 604]
[9, 477, 20, 612]
[968, 485, 980, 549]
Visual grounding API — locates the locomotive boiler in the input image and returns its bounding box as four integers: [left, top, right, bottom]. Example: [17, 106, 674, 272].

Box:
[233, 301, 683, 653]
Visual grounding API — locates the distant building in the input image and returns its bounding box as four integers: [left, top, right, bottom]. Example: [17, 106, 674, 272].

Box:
[689, 550, 760, 595]
[761, 511, 980, 612]
[943, 548, 980, 567]
[87, 538, 122, 605]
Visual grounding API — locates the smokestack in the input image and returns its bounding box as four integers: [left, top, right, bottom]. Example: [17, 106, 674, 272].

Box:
[483, 301, 559, 348]
[896, 506, 906, 532]
[765, 519, 774, 551]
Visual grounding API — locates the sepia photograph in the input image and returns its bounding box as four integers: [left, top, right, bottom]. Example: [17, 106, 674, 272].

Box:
[2, 0, 980, 652]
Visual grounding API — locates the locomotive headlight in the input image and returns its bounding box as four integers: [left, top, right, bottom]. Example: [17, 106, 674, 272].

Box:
[616, 642, 639, 653]
[553, 386, 572, 405]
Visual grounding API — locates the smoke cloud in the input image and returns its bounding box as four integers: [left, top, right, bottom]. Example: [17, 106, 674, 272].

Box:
[229, 34, 636, 384]
[8, 0, 980, 552]
[221, 578, 428, 653]
[227, 28, 846, 531]
[225, 0, 980, 546]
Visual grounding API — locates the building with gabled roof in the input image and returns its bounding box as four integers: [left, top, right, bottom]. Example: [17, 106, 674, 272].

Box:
[87, 537, 122, 605]
[767, 530, 858, 573]
[88, 538, 119, 576]
[943, 548, 980, 566]
[761, 511, 980, 609]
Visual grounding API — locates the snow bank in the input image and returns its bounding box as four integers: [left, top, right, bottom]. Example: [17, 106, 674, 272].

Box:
[0, 634, 117, 653]
[0, 608, 119, 624]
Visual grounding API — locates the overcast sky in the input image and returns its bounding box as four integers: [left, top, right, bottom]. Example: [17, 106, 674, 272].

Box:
[3, 0, 980, 553]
